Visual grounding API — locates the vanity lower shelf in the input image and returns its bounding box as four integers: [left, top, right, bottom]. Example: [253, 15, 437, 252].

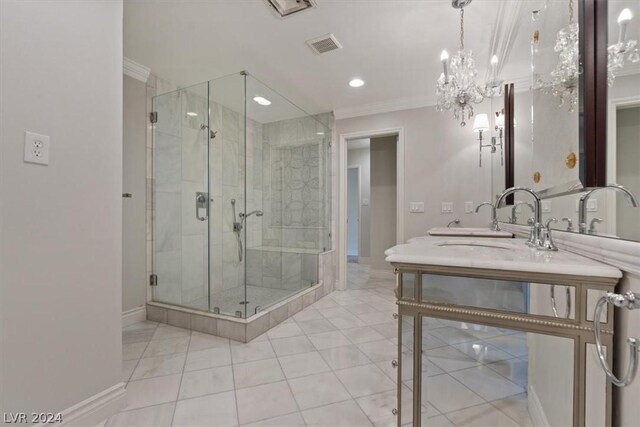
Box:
[389, 262, 620, 427]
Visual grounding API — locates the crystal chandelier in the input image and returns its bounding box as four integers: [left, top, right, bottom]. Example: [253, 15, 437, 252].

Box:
[532, 0, 581, 112]
[436, 0, 485, 127]
[608, 8, 639, 86]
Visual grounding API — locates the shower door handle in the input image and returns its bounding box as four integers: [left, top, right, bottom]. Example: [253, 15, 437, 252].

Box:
[196, 192, 209, 221]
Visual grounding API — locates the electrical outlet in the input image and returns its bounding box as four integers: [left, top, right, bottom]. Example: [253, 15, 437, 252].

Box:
[542, 200, 552, 213]
[587, 199, 598, 212]
[441, 202, 453, 214]
[24, 131, 50, 165]
[465, 201, 474, 214]
[362, 198, 369, 206]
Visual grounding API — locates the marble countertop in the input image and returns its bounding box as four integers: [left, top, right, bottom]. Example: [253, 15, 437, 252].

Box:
[427, 227, 514, 238]
[385, 236, 622, 278]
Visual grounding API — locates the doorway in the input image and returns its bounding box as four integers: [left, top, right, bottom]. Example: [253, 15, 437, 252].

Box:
[347, 166, 360, 262]
[338, 128, 404, 290]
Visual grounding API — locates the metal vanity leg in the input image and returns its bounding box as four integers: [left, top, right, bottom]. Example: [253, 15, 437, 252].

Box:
[413, 313, 422, 426]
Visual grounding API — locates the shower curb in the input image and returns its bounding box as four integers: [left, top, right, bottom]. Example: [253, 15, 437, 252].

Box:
[147, 281, 326, 342]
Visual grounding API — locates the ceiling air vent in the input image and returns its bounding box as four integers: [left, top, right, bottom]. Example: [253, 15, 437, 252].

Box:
[266, 0, 316, 18]
[306, 34, 342, 55]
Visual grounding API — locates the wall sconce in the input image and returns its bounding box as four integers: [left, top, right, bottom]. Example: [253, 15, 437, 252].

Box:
[473, 112, 504, 167]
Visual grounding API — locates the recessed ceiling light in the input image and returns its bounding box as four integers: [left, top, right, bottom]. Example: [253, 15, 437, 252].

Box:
[316, 132, 325, 136]
[349, 78, 365, 88]
[253, 96, 271, 106]
[187, 111, 198, 117]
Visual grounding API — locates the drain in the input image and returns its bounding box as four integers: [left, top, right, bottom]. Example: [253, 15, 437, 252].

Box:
[239, 301, 250, 305]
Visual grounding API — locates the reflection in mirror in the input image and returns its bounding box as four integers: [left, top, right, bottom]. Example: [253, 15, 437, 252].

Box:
[528, 0, 581, 195]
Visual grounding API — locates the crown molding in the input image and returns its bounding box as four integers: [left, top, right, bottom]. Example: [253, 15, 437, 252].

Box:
[333, 95, 435, 120]
[123, 57, 151, 83]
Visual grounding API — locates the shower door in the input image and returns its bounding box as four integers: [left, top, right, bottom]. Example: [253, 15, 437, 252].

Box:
[152, 82, 210, 310]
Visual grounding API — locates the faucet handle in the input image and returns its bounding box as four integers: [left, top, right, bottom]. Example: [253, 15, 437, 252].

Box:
[540, 218, 558, 251]
[561, 217, 574, 232]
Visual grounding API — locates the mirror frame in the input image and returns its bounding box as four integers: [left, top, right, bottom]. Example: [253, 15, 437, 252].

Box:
[507, 0, 609, 198]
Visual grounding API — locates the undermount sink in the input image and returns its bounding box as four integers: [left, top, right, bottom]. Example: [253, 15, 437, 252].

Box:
[428, 227, 513, 238]
[435, 240, 512, 250]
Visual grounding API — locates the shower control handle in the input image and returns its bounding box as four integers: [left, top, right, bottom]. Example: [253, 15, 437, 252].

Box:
[196, 192, 209, 221]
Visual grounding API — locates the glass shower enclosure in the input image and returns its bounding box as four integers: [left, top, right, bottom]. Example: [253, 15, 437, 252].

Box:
[151, 72, 331, 319]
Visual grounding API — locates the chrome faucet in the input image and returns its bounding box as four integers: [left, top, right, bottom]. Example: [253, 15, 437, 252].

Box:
[447, 219, 461, 228]
[578, 184, 639, 234]
[496, 187, 543, 248]
[510, 201, 534, 224]
[475, 202, 500, 231]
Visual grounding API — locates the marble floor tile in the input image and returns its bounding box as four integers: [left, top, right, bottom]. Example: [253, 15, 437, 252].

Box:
[123, 342, 148, 361]
[188, 332, 230, 351]
[425, 346, 481, 373]
[428, 326, 479, 345]
[424, 374, 484, 414]
[356, 339, 398, 362]
[452, 341, 513, 365]
[184, 346, 231, 372]
[297, 318, 336, 335]
[142, 336, 190, 358]
[270, 335, 316, 357]
[130, 353, 186, 380]
[302, 400, 372, 427]
[241, 412, 306, 427]
[450, 366, 524, 401]
[334, 363, 395, 398]
[288, 371, 351, 410]
[179, 365, 234, 400]
[487, 358, 529, 387]
[319, 344, 371, 370]
[278, 351, 331, 379]
[445, 402, 520, 427]
[235, 381, 299, 425]
[173, 391, 238, 427]
[491, 393, 534, 426]
[231, 340, 276, 364]
[485, 335, 528, 358]
[341, 326, 386, 344]
[307, 330, 352, 350]
[152, 324, 192, 340]
[106, 402, 174, 427]
[124, 374, 181, 411]
[121, 360, 137, 383]
[233, 358, 285, 389]
[266, 322, 304, 340]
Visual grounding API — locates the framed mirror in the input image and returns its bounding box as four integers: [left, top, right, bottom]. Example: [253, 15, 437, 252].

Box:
[497, 0, 640, 242]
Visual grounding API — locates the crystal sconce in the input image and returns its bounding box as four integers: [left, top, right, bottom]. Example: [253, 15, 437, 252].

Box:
[608, 8, 639, 86]
[473, 111, 504, 168]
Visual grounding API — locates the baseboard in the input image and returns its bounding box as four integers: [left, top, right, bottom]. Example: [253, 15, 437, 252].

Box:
[528, 385, 550, 427]
[122, 306, 146, 327]
[39, 382, 126, 427]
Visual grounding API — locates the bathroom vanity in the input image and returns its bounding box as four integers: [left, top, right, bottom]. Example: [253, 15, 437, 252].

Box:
[386, 236, 621, 426]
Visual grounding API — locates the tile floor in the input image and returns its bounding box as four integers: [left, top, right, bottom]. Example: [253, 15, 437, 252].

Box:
[107, 262, 533, 426]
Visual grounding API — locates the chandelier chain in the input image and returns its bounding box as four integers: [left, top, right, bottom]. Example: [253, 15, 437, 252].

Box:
[460, 8, 465, 50]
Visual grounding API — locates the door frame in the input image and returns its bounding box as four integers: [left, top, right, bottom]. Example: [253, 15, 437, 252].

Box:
[606, 96, 640, 236]
[347, 165, 361, 260]
[338, 127, 405, 290]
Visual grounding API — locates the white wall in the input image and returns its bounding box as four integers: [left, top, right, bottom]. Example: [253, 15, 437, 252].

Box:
[0, 0, 124, 421]
[347, 147, 371, 258]
[336, 105, 494, 244]
[123, 75, 148, 312]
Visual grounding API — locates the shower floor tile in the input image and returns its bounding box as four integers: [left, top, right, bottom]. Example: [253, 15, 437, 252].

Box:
[186, 285, 295, 317]
[109, 263, 534, 427]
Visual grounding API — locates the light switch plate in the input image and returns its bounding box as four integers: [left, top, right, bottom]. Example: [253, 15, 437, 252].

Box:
[24, 131, 50, 165]
[465, 201, 473, 214]
[441, 202, 453, 214]
[542, 200, 552, 213]
[410, 202, 425, 213]
[587, 199, 598, 212]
